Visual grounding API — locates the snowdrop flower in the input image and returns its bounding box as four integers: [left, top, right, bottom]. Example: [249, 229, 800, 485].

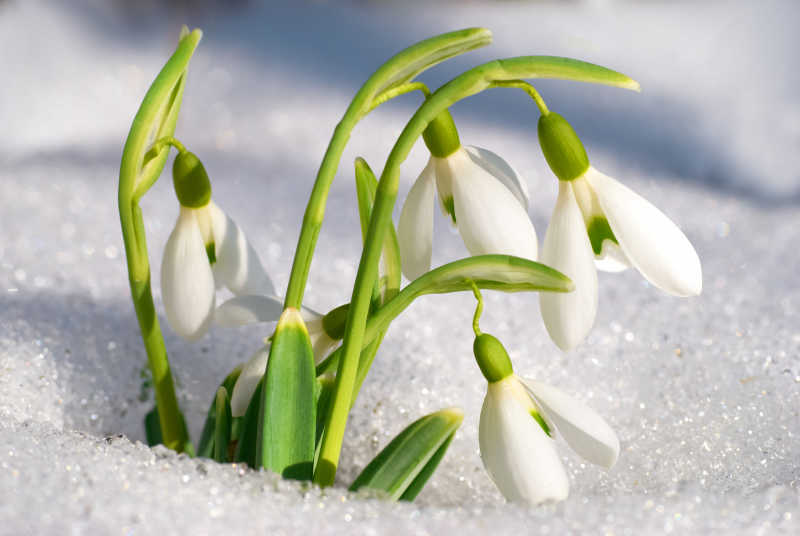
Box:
[473, 333, 619, 505]
[398, 110, 537, 281]
[537, 112, 702, 350]
[161, 151, 274, 341]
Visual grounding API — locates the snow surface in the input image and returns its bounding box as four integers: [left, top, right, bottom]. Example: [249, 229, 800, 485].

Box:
[1, 0, 799, 534]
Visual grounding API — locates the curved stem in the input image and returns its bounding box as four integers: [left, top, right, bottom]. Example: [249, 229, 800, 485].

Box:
[489, 79, 549, 115]
[314, 55, 639, 486]
[470, 281, 484, 337]
[282, 28, 492, 310]
[148, 136, 187, 157]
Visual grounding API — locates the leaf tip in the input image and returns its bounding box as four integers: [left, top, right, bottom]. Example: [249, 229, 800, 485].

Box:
[277, 307, 308, 333]
[437, 406, 464, 424]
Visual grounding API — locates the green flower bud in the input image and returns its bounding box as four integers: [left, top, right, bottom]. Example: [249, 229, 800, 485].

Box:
[321, 303, 349, 340]
[422, 109, 461, 158]
[172, 151, 212, 208]
[473, 333, 513, 383]
[537, 112, 589, 182]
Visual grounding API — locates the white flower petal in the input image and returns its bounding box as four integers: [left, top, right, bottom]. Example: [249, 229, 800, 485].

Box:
[208, 201, 276, 296]
[539, 182, 598, 351]
[214, 294, 284, 327]
[463, 145, 529, 209]
[160, 207, 216, 341]
[479, 379, 569, 505]
[586, 168, 702, 296]
[230, 346, 269, 417]
[398, 159, 436, 281]
[448, 149, 538, 261]
[521, 378, 620, 469]
[594, 240, 632, 273]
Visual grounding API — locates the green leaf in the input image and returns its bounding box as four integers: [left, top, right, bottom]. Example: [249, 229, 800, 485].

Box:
[144, 407, 163, 447]
[233, 378, 263, 467]
[354, 157, 401, 303]
[369, 28, 492, 109]
[317, 254, 573, 379]
[213, 387, 232, 463]
[119, 27, 202, 205]
[368, 254, 571, 350]
[398, 432, 455, 501]
[197, 364, 242, 459]
[349, 408, 463, 500]
[257, 308, 316, 480]
[495, 55, 640, 92]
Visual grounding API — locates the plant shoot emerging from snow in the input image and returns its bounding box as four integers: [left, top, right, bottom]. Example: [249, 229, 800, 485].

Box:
[117, 26, 700, 507]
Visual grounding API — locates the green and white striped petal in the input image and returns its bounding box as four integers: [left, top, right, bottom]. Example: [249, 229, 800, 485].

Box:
[521, 378, 619, 469]
[586, 167, 702, 297]
[479, 377, 569, 505]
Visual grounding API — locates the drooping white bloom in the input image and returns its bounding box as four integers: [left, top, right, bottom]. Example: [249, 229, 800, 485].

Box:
[479, 374, 619, 505]
[540, 167, 702, 351]
[398, 146, 538, 281]
[160, 200, 274, 341]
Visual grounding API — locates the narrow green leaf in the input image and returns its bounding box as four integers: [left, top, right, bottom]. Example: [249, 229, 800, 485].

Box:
[349, 408, 463, 500]
[144, 407, 163, 447]
[368, 254, 571, 340]
[257, 308, 316, 480]
[213, 387, 232, 463]
[354, 157, 402, 303]
[316, 254, 573, 379]
[233, 378, 263, 467]
[496, 55, 640, 92]
[398, 431, 456, 501]
[197, 365, 242, 459]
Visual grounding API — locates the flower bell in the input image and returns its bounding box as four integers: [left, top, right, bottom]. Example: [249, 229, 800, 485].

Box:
[397, 109, 538, 281]
[537, 112, 702, 351]
[474, 333, 619, 505]
[161, 150, 274, 341]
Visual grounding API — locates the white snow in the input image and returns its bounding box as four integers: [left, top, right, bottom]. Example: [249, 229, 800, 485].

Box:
[1, 0, 798, 534]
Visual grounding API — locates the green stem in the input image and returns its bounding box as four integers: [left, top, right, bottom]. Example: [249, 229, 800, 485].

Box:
[314, 55, 639, 486]
[118, 29, 202, 453]
[120, 201, 188, 452]
[470, 281, 483, 337]
[148, 136, 187, 157]
[282, 28, 492, 310]
[489, 79, 549, 115]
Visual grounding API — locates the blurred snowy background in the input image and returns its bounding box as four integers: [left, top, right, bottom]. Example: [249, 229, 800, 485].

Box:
[1, 0, 798, 534]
